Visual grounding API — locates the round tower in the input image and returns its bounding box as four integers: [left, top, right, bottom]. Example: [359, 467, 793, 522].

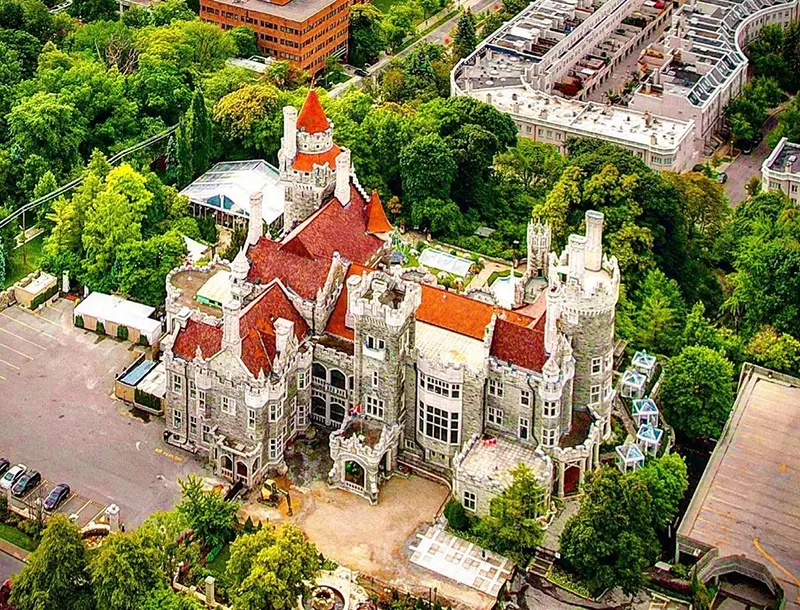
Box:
[545, 210, 619, 437]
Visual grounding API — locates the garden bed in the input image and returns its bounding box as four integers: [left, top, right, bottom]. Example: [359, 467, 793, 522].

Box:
[0, 522, 39, 552]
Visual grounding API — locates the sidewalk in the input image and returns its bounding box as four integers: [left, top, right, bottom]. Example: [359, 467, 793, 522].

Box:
[0, 538, 29, 563]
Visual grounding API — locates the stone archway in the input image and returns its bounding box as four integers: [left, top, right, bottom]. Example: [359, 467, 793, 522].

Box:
[220, 455, 233, 478]
[236, 461, 249, 484]
[564, 464, 581, 495]
[344, 460, 366, 489]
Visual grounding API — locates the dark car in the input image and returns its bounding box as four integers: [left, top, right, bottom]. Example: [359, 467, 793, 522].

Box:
[354, 67, 369, 77]
[0, 459, 9, 478]
[716, 172, 728, 184]
[43, 483, 70, 511]
[11, 470, 41, 498]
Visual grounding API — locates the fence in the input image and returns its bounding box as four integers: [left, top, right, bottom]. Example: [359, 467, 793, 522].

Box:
[0, 125, 178, 231]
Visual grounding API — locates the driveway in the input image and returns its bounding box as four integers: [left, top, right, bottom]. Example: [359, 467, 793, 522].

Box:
[0, 299, 207, 527]
[0, 552, 23, 581]
[723, 113, 780, 207]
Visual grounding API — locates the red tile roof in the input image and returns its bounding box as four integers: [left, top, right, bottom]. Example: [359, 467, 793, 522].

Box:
[490, 314, 547, 372]
[281, 185, 385, 266]
[324, 263, 371, 341]
[417, 284, 534, 340]
[296, 89, 330, 134]
[247, 238, 333, 300]
[238, 283, 309, 376]
[292, 144, 341, 172]
[366, 190, 392, 234]
[172, 319, 222, 362]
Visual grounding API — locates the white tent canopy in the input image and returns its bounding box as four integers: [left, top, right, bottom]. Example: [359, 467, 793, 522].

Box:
[74, 292, 161, 344]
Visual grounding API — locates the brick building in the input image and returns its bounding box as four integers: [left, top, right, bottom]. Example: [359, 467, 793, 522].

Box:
[161, 91, 620, 514]
[199, 0, 351, 74]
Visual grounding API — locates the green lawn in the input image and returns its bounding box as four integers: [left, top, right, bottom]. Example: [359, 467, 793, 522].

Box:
[0, 522, 39, 552]
[3, 234, 45, 289]
[206, 543, 230, 576]
[372, 0, 404, 14]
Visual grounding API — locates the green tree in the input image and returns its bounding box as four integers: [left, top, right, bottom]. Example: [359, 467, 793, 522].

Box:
[443, 499, 470, 531]
[187, 90, 213, 177]
[632, 269, 686, 356]
[494, 138, 563, 196]
[90, 533, 166, 610]
[534, 165, 581, 245]
[410, 197, 463, 235]
[473, 464, 545, 565]
[134, 510, 202, 581]
[746, 326, 800, 376]
[382, 2, 422, 52]
[480, 10, 504, 38]
[399, 133, 456, 203]
[228, 524, 320, 610]
[70, 0, 116, 23]
[226, 25, 259, 57]
[0, 246, 5, 289]
[348, 2, 385, 67]
[150, 0, 195, 25]
[141, 588, 203, 610]
[560, 467, 659, 597]
[33, 170, 58, 231]
[660, 345, 735, 441]
[112, 231, 187, 306]
[177, 474, 238, 549]
[10, 516, 93, 610]
[452, 9, 478, 59]
[631, 453, 688, 531]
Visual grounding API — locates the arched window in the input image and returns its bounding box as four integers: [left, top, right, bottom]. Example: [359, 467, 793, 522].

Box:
[330, 369, 346, 390]
[312, 363, 326, 380]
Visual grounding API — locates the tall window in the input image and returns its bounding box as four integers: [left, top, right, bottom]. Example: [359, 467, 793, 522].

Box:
[591, 358, 602, 375]
[172, 409, 182, 430]
[463, 490, 477, 512]
[171, 374, 183, 394]
[604, 352, 613, 373]
[544, 401, 558, 418]
[269, 436, 284, 460]
[188, 380, 196, 400]
[248, 409, 257, 430]
[366, 395, 385, 419]
[298, 370, 309, 390]
[542, 427, 557, 447]
[202, 424, 211, 444]
[372, 371, 380, 388]
[519, 417, 529, 440]
[221, 396, 236, 416]
[603, 378, 613, 400]
[488, 379, 504, 397]
[198, 391, 207, 410]
[487, 406, 504, 427]
[417, 401, 460, 444]
[189, 416, 197, 437]
[269, 401, 283, 422]
[520, 389, 531, 407]
[365, 335, 385, 351]
[590, 385, 601, 405]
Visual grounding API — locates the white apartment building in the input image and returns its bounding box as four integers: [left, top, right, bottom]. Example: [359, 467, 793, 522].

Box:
[762, 137, 800, 203]
[631, 0, 800, 152]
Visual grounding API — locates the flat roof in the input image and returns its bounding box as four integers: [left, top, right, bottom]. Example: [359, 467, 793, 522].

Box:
[74, 292, 161, 334]
[196, 270, 232, 307]
[206, 0, 339, 22]
[457, 435, 552, 492]
[677, 365, 800, 608]
[137, 361, 166, 398]
[765, 137, 800, 174]
[416, 321, 486, 375]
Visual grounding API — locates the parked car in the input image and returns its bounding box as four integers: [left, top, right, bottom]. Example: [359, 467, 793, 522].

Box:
[11, 470, 41, 498]
[43, 483, 70, 511]
[0, 459, 9, 478]
[716, 172, 728, 184]
[0, 464, 26, 490]
[354, 67, 368, 77]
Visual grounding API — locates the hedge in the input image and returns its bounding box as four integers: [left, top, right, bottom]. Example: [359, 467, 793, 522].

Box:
[117, 325, 129, 340]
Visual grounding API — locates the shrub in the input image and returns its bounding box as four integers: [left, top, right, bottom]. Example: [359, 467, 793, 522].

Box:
[0, 495, 8, 522]
[117, 325, 129, 340]
[139, 335, 149, 347]
[74, 315, 84, 328]
[96, 321, 105, 335]
[444, 499, 470, 532]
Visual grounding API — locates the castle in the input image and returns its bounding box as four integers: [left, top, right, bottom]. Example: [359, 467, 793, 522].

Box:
[161, 90, 620, 514]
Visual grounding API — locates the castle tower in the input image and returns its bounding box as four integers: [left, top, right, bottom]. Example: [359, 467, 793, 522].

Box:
[277, 90, 345, 230]
[544, 210, 619, 437]
[347, 271, 421, 427]
[526, 218, 551, 277]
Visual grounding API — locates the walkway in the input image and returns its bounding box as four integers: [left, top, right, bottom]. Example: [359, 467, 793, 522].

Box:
[723, 109, 782, 207]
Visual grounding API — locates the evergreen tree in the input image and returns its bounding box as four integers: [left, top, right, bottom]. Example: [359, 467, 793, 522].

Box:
[174, 121, 193, 189]
[452, 10, 478, 59]
[165, 134, 180, 186]
[187, 90, 213, 177]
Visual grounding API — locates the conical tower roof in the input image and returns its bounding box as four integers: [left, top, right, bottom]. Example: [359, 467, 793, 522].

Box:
[296, 89, 330, 134]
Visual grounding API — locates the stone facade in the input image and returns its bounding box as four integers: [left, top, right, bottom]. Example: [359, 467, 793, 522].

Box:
[161, 90, 620, 511]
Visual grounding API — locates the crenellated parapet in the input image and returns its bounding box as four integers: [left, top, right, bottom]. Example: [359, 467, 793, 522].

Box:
[347, 271, 421, 330]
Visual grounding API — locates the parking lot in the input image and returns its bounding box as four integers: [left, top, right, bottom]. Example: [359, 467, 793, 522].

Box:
[0, 299, 207, 526]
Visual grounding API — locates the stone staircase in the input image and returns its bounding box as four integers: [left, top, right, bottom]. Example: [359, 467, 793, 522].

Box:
[528, 546, 557, 578]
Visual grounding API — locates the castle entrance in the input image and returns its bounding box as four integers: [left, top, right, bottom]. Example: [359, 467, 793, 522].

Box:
[564, 464, 581, 495]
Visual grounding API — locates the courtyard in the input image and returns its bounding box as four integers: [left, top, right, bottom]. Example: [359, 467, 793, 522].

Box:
[0, 299, 207, 526]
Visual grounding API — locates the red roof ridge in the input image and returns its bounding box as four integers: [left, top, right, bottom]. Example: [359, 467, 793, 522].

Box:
[296, 89, 329, 134]
[366, 190, 392, 234]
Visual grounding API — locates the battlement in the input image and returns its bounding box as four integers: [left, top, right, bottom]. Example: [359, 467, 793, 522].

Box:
[347, 271, 421, 329]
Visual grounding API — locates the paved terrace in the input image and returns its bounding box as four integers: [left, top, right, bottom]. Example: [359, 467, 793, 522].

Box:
[677, 365, 800, 608]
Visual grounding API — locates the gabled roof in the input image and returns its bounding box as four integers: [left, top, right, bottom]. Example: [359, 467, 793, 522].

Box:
[238, 282, 309, 376]
[616, 443, 645, 462]
[490, 314, 547, 373]
[172, 319, 222, 362]
[280, 184, 385, 265]
[247, 238, 333, 299]
[366, 190, 392, 234]
[637, 424, 663, 443]
[296, 89, 330, 134]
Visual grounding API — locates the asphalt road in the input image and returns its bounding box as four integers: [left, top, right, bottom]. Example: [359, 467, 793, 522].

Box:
[0, 300, 208, 527]
[0, 552, 23, 582]
[724, 112, 780, 207]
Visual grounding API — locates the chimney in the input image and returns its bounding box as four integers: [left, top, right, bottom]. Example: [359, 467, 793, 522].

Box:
[335, 148, 351, 205]
[282, 106, 297, 161]
[222, 298, 242, 358]
[652, 67, 661, 86]
[247, 191, 263, 245]
[568, 234, 587, 282]
[273, 318, 294, 356]
[584, 210, 603, 272]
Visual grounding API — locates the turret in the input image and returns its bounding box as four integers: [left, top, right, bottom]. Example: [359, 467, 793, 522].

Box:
[335, 148, 351, 206]
[585, 210, 603, 272]
[282, 106, 297, 161]
[247, 192, 263, 246]
[222, 297, 242, 358]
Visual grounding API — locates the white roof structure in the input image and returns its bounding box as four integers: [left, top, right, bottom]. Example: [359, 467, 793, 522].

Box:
[416, 321, 486, 374]
[74, 292, 161, 341]
[196, 271, 232, 308]
[418, 249, 473, 277]
[137, 361, 166, 399]
[225, 56, 274, 74]
[180, 160, 284, 226]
